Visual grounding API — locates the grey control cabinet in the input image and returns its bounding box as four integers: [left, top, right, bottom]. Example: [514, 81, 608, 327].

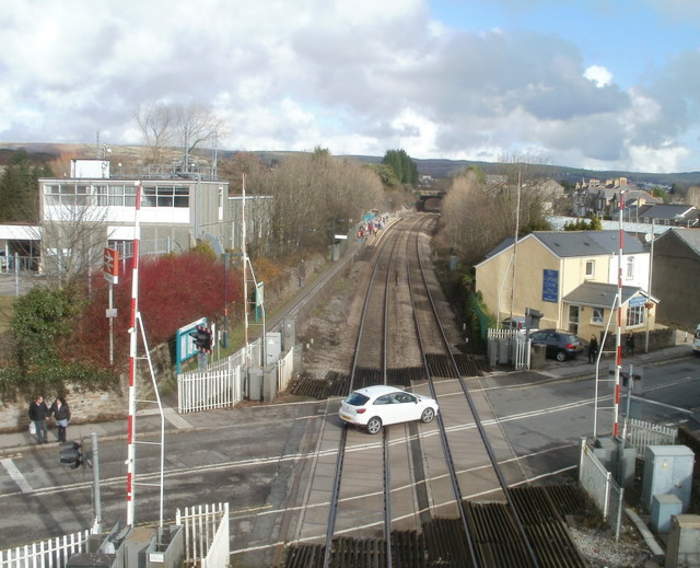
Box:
[642, 445, 695, 512]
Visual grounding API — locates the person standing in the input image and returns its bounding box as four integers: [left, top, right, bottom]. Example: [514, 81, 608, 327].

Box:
[51, 396, 71, 443]
[626, 333, 635, 355]
[28, 395, 50, 444]
[588, 335, 599, 363]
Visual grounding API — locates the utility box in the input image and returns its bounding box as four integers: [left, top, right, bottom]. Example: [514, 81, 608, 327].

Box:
[642, 445, 695, 512]
[651, 494, 683, 533]
[66, 554, 116, 567]
[665, 514, 700, 568]
[263, 366, 278, 402]
[248, 368, 263, 401]
[530, 343, 546, 369]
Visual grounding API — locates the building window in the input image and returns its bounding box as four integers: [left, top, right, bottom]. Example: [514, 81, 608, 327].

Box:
[585, 260, 595, 278]
[142, 185, 189, 208]
[592, 307, 604, 324]
[626, 256, 634, 280]
[626, 304, 644, 326]
[568, 305, 579, 334]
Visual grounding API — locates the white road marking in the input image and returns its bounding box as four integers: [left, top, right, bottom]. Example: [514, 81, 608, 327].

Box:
[1, 458, 32, 493]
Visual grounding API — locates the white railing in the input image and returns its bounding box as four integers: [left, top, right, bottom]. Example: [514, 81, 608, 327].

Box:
[176, 502, 229, 567]
[277, 349, 294, 392]
[0, 530, 89, 568]
[487, 328, 530, 369]
[625, 418, 677, 458]
[578, 439, 624, 540]
[177, 366, 242, 414]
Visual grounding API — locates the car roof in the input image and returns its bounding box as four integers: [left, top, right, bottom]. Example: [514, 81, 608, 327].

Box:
[352, 385, 403, 398]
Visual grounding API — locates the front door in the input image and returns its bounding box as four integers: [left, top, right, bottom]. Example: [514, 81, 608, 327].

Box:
[568, 305, 580, 335]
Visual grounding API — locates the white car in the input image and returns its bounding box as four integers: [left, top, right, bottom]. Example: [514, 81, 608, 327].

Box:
[339, 385, 439, 434]
[693, 324, 700, 356]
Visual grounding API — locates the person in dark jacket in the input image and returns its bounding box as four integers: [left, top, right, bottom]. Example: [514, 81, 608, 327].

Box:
[28, 395, 50, 443]
[588, 335, 599, 363]
[50, 396, 71, 443]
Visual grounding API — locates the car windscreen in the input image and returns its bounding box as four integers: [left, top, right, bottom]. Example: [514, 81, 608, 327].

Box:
[346, 392, 370, 406]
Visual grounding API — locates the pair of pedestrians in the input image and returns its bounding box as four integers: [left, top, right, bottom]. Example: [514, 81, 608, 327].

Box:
[28, 395, 71, 444]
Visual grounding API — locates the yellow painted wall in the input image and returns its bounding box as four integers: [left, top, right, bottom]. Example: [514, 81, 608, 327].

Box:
[475, 235, 561, 329]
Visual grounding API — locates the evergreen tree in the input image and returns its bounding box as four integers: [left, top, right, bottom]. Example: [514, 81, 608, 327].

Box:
[381, 149, 418, 185]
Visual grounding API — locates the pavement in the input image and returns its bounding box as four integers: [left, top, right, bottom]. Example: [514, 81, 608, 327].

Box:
[1, 344, 695, 458]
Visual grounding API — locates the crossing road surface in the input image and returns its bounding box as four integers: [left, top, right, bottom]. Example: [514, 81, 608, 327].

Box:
[0, 356, 697, 561]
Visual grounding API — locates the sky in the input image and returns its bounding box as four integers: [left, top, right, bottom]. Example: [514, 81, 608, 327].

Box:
[1, 0, 699, 173]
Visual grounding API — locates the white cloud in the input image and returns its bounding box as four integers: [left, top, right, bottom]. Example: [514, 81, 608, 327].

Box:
[584, 65, 613, 88]
[0, 0, 696, 172]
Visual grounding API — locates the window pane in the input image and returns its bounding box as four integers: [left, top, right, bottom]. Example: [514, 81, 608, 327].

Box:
[76, 185, 91, 194]
[157, 186, 174, 196]
[157, 196, 173, 207]
[142, 195, 157, 207]
[109, 185, 124, 195]
[44, 184, 60, 194]
[45, 194, 60, 205]
[144, 186, 157, 196]
[174, 196, 189, 207]
[125, 196, 136, 207]
[59, 184, 75, 195]
[109, 196, 123, 206]
[125, 185, 137, 196]
[174, 186, 189, 195]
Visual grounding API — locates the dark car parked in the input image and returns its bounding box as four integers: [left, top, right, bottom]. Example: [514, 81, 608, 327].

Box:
[530, 329, 585, 361]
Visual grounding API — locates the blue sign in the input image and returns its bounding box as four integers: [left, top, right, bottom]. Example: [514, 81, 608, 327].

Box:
[542, 269, 559, 303]
[628, 295, 646, 307]
[175, 317, 208, 373]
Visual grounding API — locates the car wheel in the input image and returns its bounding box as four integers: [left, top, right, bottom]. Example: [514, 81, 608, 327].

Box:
[556, 350, 567, 362]
[366, 417, 382, 435]
[421, 407, 435, 424]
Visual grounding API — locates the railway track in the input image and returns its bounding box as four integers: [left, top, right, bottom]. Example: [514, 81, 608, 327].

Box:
[282, 215, 586, 567]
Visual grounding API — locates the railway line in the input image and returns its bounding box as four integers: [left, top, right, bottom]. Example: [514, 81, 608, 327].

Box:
[281, 214, 586, 567]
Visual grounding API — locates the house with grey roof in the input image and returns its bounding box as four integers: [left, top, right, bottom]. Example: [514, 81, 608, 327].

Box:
[651, 228, 700, 331]
[475, 230, 659, 341]
[637, 204, 699, 227]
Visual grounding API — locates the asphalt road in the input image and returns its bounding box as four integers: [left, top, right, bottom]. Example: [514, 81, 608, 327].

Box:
[0, 356, 698, 562]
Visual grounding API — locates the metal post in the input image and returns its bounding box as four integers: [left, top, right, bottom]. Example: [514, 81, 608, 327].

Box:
[242, 174, 249, 379]
[223, 253, 229, 348]
[14, 252, 19, 296]
[126, 181, 142, 527]
[613, 190, 625, 438]
[644, 219, 655, 353]
[108, 283, 114, 366]
[509, 167, 521, 321]
[621, 364, 633, 446]
[91, 432, 102, 534]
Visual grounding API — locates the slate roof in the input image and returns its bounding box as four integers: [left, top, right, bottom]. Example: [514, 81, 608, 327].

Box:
[533, 230, 646, 257]
[484, 237, 515, 258]
[563, 282, 643, 308]
[637, 204, 697, 220]
[662, 228, 700, 257]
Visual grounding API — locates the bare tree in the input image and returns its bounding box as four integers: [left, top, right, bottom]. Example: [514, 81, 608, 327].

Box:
[135, 102, 174, 165]
[175, 102, 224, 171]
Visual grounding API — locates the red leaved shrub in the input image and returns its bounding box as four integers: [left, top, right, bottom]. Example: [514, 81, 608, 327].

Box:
[69, 252, 242, 368]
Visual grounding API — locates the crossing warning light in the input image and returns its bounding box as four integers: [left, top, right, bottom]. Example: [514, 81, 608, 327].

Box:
[190, 325, 212, 353]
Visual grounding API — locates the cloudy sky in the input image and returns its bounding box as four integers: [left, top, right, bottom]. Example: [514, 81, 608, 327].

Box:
[1, 0, 699, 172]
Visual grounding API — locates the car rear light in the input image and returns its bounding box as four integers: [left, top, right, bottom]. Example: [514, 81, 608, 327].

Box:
[565, 343, 574, 350]
[356, 408, 366, 414]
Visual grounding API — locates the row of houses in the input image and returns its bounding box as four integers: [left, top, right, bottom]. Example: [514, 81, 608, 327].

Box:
[571, 177, 698, 227]
[475, 227, 700, 337]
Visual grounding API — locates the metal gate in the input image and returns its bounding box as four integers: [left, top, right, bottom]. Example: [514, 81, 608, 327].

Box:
[487, 328, 530, 369]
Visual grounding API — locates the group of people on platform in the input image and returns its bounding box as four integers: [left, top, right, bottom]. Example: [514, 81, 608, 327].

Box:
[28, 395, 71, 444]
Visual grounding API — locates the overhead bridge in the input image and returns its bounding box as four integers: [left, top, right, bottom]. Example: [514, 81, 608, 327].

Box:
[415, 190, 446, 211]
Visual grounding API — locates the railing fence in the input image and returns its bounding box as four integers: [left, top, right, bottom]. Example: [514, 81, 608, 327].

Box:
[578, 438, 624, 540]
[487, 328, 530, 369]
[0, 530, 89, 568]
[175, 502, 229, 567]
[178, 366, 242, 414]
[625, 418, 677, 459]
[277, 349, 294, 392]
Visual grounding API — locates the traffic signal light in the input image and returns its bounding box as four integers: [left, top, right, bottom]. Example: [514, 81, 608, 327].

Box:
[60, 441, 83, 469]
[190, 325, 212, 353]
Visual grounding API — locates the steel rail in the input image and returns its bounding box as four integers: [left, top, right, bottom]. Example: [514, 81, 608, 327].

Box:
[322, 218, 404, 568]
[406, 216, 480, 568]
[414, 219, 541, 568]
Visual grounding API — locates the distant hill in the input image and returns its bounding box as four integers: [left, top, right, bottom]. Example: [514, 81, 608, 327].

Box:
[2, 142, 699, 186]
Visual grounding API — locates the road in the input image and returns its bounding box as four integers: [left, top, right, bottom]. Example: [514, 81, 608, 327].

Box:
[0, 356, 698, 562]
